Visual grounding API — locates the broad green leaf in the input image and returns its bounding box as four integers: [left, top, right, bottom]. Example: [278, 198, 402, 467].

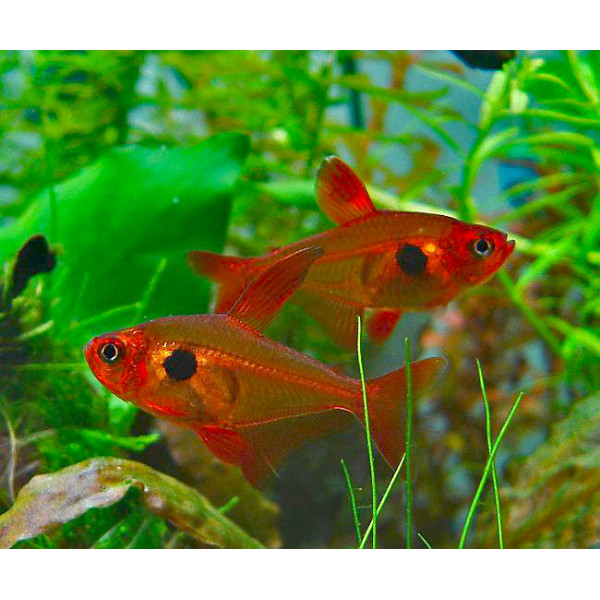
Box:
[0, 457, 263, 549]
[255, 179, 315, 207]
[0, 133, 250, 343]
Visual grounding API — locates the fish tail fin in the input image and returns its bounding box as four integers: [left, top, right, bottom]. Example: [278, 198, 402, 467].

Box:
[187, 250, 258, 313]
[363, 357, 446, 468]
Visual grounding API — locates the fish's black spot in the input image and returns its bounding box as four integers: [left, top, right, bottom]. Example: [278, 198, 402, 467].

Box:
[163, 349, 197, 382]
[396, 244, 428, 276]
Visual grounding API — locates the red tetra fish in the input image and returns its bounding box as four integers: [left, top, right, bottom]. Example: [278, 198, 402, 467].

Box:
[85, 248, 445, 488]
[188, 157, 516, 348]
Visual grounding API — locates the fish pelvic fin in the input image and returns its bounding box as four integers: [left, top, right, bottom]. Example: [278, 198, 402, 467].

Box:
[363, 357, 447, 468]
[316, 156, 377, 225]
[366, 309, 402, 344]
[228, 247, 324, 332]
[186, 250, 257, 313]
[196, 425, 247, 465]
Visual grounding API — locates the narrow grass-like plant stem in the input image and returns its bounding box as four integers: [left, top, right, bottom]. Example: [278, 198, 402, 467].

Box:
[356, 316, 377, 549]
[477, 359, 504, 548]
[340, 459, 361, 545]
[359, 454, 406, 549]
[458, 390, 524, 548]
[417, 532, 433, 549]
[497, 270, 563, 357]
[404, 337, 414, 548]
[133, 257, 168, 324]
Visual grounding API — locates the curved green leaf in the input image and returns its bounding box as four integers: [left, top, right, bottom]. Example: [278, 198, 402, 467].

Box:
[0, 133, 250, 342]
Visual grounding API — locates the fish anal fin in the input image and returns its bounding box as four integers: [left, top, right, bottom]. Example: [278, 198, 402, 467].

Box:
[366, 309, 402, 344]
[293, 288, 362, 349]
[365, 357, 447, 468]
[316, 156, 377, 225]
[196, 425, 247, 465]
[240, 410, 355, 488]
[187, 251, 255, 313]
[228, 247, 324, 332]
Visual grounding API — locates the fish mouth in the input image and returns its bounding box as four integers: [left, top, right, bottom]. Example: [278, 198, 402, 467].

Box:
[506, 238, 516, 253]
[83, 339, 95, 366]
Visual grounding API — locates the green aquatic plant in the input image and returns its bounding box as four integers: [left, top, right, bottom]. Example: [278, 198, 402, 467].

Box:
[1, 50, 599, 548]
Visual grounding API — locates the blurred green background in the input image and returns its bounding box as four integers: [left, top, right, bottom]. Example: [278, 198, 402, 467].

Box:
[0, 50, 599, 548]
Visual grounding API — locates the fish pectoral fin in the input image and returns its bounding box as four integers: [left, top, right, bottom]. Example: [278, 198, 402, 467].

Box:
[228, 247, 324, 332]
[196, 425, 248, 465]
[238, 410, 355, 489]
[316, 156, 377, 225]
[293, 288, 363, 350]
[366, 309, 402, 344]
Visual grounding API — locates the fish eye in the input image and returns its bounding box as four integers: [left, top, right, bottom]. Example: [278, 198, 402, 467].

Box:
[471, 237, 494, 258]
[98, 341, 122, 364]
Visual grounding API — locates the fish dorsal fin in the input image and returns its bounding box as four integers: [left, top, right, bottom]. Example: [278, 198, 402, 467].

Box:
[316, 156, 377, 225]
[228, 247, 324, 332]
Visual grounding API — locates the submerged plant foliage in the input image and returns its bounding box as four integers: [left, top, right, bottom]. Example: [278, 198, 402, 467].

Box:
[0, 50, 599, 548]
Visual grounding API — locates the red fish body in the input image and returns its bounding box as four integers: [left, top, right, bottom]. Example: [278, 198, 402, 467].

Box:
[85, 248, 445, 488]
[188, 157, 516, 347]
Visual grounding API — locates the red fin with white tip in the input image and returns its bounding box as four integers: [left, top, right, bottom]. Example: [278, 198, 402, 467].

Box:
[316, 156, 377, 225]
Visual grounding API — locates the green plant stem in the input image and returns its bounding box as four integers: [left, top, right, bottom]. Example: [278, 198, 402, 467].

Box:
[497, 269, 563, 357]
[417, 532, 433, 549]
[359, 454, 406, 549]
[132, 257, 168, 324]
[458, 391, 524, 548]
[218, 497, 240, 515]
[0, 401, 17, 504]
[340, 459, 361, 545]
[404, 337, 413, 549]
[356, 315, 377, 549]
[477, 359, 504, 549]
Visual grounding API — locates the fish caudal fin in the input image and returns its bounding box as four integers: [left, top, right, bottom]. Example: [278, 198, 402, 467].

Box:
[316, 156, 377, 225]
[364, 357, 446, 468]
[187, 250, 255, 313]
[228, 247, 324, 332]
